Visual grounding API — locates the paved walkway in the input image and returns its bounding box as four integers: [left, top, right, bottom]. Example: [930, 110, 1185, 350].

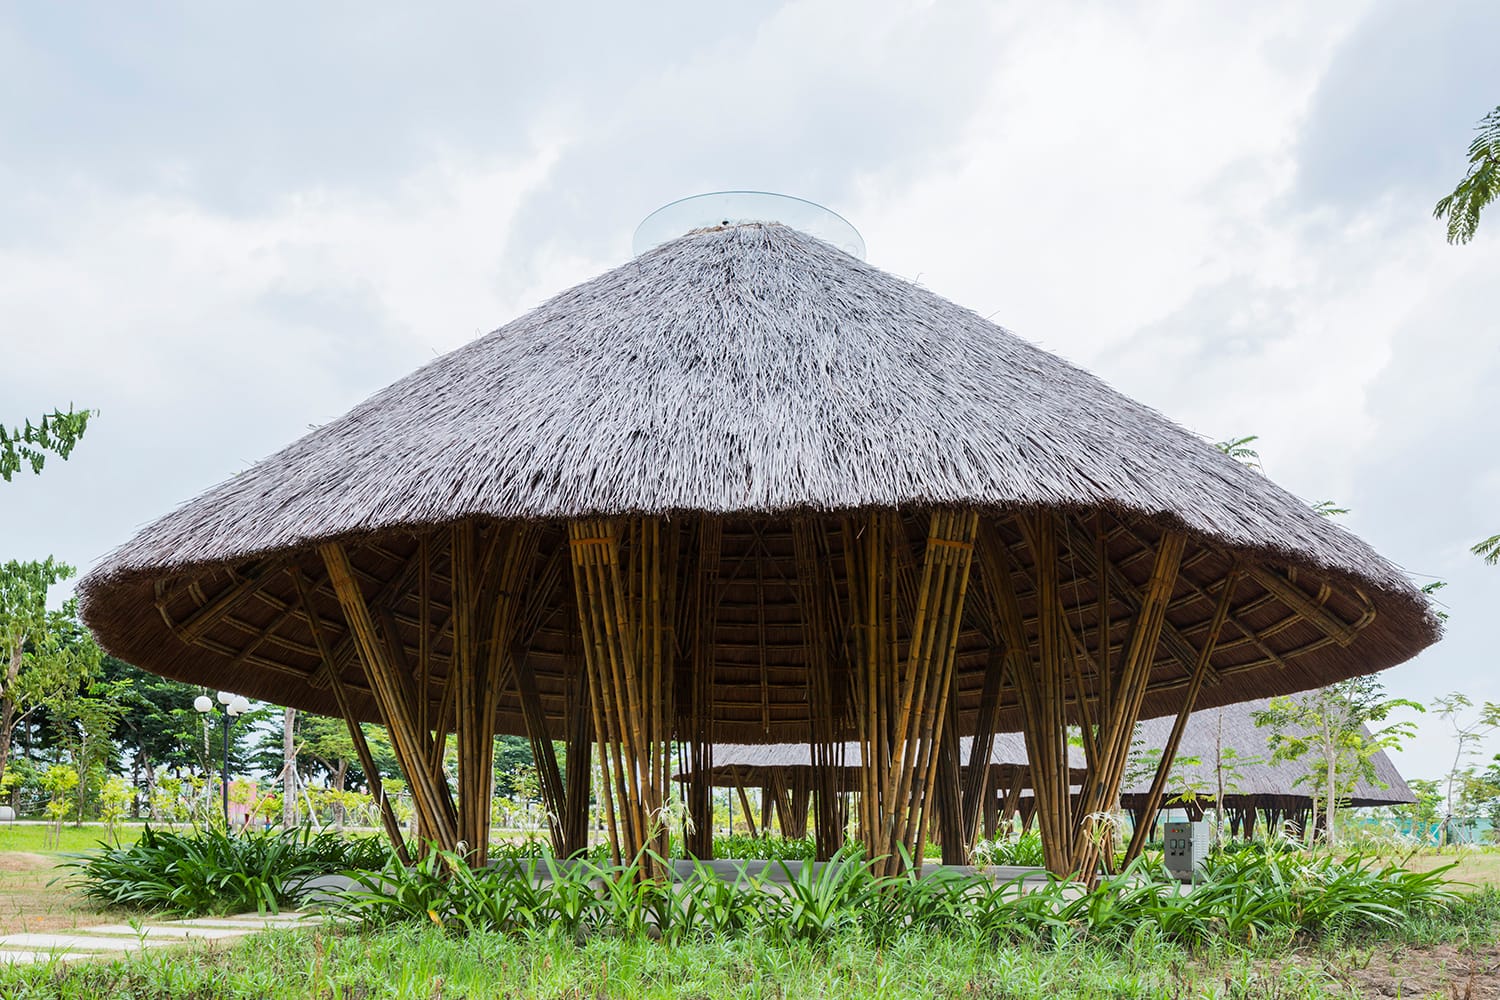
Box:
[0, 911, 325, 965]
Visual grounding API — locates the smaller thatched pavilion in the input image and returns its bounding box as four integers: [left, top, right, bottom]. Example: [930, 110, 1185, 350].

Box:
[675, 737, 1087, 860]
[1120, 697, 1415, 841]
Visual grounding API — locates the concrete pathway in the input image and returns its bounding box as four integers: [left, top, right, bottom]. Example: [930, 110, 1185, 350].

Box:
[0, 911, 325, 965]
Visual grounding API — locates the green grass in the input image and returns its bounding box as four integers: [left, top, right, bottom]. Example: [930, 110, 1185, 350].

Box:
[0, 925, 1401, 999]
[0, 823, 146, 855]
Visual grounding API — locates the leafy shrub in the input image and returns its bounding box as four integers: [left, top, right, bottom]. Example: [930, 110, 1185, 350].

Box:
[64, 825, 388, 916]
[712, 834, 816, 861]
[335, 841, 1459, 948]
[972, 832, 1044, 866]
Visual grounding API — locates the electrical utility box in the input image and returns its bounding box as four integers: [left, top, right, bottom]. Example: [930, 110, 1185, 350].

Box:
[1162, 821, 1212, 881]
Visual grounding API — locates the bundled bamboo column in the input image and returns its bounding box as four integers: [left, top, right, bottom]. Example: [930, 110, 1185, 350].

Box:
[450, 522, 538, 863]
[568, 518, 677, 874]
[514, 648, 568, 854]
[960, 647, 1007, 849]
[561, 646, 594, 857]
[844, 510, 978, 875]
[685, 521, 721, 859]
[1067, 525, 1185, 879]
[289, 568, 410, 864]
[1122, 566, 1239, 863]
[982, 514, 1188, 880]
[999, 767, 1027, 839]
[785, 773, 812, 840]
[792, 518, 847, 860]
[933, 708, 967, 863]
[978, 519, 1071, 874]
[321, 543, 459, 854]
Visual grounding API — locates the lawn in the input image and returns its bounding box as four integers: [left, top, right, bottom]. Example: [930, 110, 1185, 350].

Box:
[0, 822, 145, 855]
[1405, 847, 1500, 889]
[4, 834, 1498, 997]
[0, 913, 1492, 999]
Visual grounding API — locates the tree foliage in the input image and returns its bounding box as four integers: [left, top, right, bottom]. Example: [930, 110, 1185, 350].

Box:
[1435, 105, 1500, 245]
[1252, 678, 1421, 846]
[1, 408, 93, 482]
[1473, 534, 1500, 566]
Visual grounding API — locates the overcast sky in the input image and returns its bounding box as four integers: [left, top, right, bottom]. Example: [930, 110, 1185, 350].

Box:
[4, 1, 1497, 784]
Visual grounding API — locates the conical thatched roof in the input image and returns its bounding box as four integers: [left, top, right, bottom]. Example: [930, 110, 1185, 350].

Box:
[78, 223, 1440, 740]
[1120, 697, 1414, 808]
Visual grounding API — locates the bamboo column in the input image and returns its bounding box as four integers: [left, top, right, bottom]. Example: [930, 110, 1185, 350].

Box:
[450, 522, 537, 863]
[980, 514, 1189, 880]
[792, 519, 847, 861]
[999, 767, 1027, 839]
[786, 773, 811, 840]
[960, 647, 1007, 848]
[844, 510, 978, 875]
[685, 520, 721, 859]
[288, 568, 410, 864]
[1122, 566, 1240, 863]
[933, 708, 967, 863]
[978, 518, 1070, 874]
[321, 543, 459, 854]
[561, 647, 593, 856]
[568, 518, 677, 873]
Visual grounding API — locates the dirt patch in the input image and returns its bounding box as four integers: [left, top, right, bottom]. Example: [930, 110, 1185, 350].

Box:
[0, 852, 115, 935]
[0, 852, 57, 873]
[1312, 943, 1500, 999]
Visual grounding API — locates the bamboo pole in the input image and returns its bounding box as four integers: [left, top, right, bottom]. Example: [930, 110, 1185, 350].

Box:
[289, 567, 410, 864]
[321, 543, 459, 854]
[960, 647, 1007, 847]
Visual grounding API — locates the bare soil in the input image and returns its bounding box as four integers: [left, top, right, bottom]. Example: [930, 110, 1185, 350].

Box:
[0, 852, 114, 935]
[1311, 942, 1500, 999]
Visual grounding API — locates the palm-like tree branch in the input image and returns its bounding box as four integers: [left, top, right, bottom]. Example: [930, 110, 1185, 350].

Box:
[1435, 106, 1500, 245]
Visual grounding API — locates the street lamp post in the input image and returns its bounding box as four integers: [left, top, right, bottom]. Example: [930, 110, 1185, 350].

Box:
[194, 691, 250, 830]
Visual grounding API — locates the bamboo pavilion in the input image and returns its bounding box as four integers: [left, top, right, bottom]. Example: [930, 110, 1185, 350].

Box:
[78, 198, 1440, 877]
[1119, 697, 1415, 841]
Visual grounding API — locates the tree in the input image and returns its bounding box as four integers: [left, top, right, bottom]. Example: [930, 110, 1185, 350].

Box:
[40, 764, 76, 847]
[1479, 756, 1500, 844]
[1, 408, 93, 482]
[103, 658, 206, 815]
[1431, 693, 1500, 846]
[1435, 105, 1500, 245]
[0, 560, 78, 786]
[1473, 535, 1500, 566]
[281, 707, 298, 828]
[1253, 678, 1422, 846]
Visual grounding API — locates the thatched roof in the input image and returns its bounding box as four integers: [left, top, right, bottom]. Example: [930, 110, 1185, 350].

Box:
[675, 736, 1087, 788]
[1120, 697, 1414, 808]
[78, 222, 1440, 740]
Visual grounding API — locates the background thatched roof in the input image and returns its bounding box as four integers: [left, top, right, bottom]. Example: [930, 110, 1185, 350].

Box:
[78, 223, 1441, 739]
[1120, 697, 1414, 808]
[676, 736, 1088, 788]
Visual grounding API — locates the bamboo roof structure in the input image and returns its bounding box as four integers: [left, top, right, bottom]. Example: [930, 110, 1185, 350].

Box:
[80, 223, 1437, 741]
[1120, 697, 1414, 809]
